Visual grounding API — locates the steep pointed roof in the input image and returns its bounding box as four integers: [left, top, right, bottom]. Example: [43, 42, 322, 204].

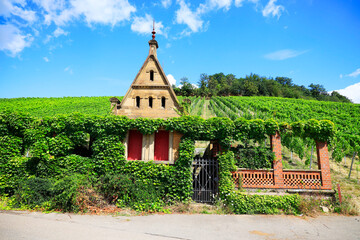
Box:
[119, 54, 180, 110]
[114, 27, 181, 119]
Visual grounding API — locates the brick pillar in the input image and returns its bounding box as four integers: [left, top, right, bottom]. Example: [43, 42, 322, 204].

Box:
[270, 132, 283, 188]
[316, 141, 332, 190]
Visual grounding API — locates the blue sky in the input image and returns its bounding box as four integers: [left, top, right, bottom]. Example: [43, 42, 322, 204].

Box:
[1, 0, 360, 103]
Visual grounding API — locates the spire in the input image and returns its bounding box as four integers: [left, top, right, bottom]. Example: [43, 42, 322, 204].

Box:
[152, 20, 156, 40]
[148, 19, 158, 57]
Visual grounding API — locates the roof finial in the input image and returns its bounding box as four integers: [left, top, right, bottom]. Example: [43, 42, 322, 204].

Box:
[152, 20, 156, 40]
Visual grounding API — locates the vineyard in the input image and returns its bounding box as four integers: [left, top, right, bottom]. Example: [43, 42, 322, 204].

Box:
[206, 96, 360, 161]
[0, 95, 359, 160]
[0, 96, 123, 118]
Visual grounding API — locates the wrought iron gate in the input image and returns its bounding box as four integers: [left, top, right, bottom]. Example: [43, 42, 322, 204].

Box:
[192, 157, 219, 203]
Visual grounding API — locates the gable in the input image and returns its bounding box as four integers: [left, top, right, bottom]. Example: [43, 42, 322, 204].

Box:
[115, 42, 181, 119]
[132, 56, 168, 86]
[119, 54, 180, 114]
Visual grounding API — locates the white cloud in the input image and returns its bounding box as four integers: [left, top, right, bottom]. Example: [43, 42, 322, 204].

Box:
[197, 0, 232, 14]
[235, 0, 259, 7]
[71, 0, 136, 26]
[333, 82, 360, 103]
[43, 27, 69, 43]
[50, 9, 75, 26]
[1, 0, 137, 56]
[161, 0, 172, 8]
[174, 0, 260, 35]
[0, 0, 13, 17]
[131, 14, 164, 35]
[64, 66, 73, 74]
[0, 0, 37, 23]
[44, 35, 52, 43]
[11, 6, 37, 23]
[43, 56, 49, 62]
[0, 24, 33, 57]
[33, 0, 67, 13]
[53, 27, 69, 37]
[345, 68, 360, 78]
[262, 0, 284, 18]
[264, 49, 308, 60]
[167, 74, 176, 85]
[175, 0, 203, 33]
[35, 0, 136, 26]
[235, 0, 245, 7]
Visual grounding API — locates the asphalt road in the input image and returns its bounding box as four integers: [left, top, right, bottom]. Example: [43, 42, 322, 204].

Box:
[0, 210, 359, 240]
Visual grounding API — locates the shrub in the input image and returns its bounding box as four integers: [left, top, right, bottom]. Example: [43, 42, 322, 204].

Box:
[224, 191, 300, 214]
[59, 154, 95, 175]
[98, 173, 165, 212]
[48, 134, 74, 157]
[13, 177, 54, 209]
[0, 157, 29, 194]
[52, 174, 88, 212]
[232, 146, 274, 169]
[0, 135, 23, 164]
[91, 135, 125, 175]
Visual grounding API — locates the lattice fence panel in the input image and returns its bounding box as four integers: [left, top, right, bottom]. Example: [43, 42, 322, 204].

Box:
[283, 171, 321, 188]
[233, 170, 275, 188]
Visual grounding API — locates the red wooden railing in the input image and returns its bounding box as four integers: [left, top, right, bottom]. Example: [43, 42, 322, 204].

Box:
[232, 169, 274, 188]
[232, 169, 323, 190]
[283, 170, 321, 189]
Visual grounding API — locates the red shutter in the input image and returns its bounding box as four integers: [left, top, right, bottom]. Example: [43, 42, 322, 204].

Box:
[127, 130, 142, 160]
[154, 130, 169, 161]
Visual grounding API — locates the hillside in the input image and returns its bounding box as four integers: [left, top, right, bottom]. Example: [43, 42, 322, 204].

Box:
[0, 96, 123, 118]
[1, 95, 358, 155]
[173, 73, 351, 103]
[0, 95, 359, 213]
[1, 95, 358, 161]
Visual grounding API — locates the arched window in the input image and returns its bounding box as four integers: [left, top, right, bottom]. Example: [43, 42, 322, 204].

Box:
[161, 97, 166, 108]
[149, 97, 153, 108]
[136, 96, 140, 108]
[150, 70, 154, 81]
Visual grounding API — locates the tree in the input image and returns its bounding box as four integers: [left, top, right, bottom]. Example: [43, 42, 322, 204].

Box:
[242, 80, 259, 96]
[180, 77, 195, 96]
[197, 74, 209, 97]
[309, 84, 326, 98]
[330, 91, 352, 103]
[275, 77, 293, 86]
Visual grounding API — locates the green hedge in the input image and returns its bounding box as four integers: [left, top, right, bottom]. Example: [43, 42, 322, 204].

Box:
[224, 192, 300, 214]
[0, 111, 335, 213]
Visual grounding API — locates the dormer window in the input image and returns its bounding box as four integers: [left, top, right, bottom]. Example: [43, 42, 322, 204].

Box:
[136, 96, 140, 108]
[149, 97, 153, 108]
[161, 97, 166, 108]
[150, 70, 154, 81]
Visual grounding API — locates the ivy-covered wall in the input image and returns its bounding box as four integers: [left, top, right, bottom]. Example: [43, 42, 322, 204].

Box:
[0, 111, 335, 213]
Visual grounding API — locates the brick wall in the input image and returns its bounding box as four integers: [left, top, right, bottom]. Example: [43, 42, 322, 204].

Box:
[270, 132, 284, 188]
[316, 141, 332, 190]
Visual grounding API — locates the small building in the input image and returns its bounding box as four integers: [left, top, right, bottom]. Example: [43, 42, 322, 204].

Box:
[110, 26, 182, 164]
[110, 28, 181, 119]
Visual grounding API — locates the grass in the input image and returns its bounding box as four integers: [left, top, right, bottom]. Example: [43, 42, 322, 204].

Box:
[281, 146, 360, 215]
[330, 157, 360, 215]
[202, 100, 216, 119]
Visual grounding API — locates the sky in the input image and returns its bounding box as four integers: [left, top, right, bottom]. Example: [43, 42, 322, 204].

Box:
[1, 0, 360, 103]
